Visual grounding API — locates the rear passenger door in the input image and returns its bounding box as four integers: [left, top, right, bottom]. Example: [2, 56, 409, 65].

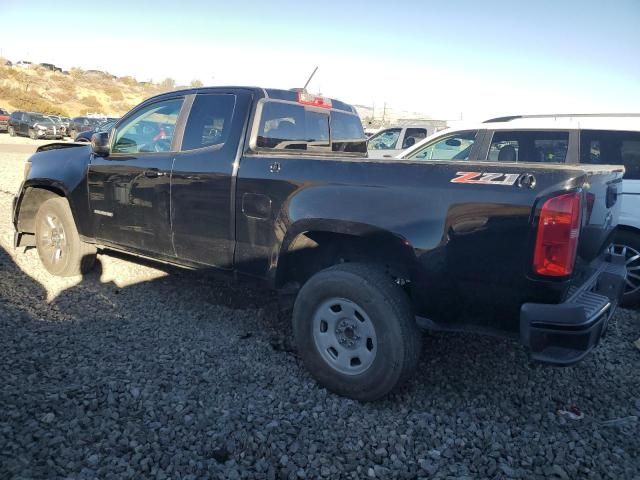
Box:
[19, 113, 30, 135]
[170, 91, 253, 268]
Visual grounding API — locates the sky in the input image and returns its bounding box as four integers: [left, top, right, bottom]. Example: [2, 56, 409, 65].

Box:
[0, 0, 639, 120]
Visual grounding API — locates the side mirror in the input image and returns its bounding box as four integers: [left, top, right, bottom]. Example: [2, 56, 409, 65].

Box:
[91, 132, 110, 156]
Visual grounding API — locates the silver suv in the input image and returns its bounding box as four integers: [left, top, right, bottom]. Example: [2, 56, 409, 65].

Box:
[400, 113, 640, 306]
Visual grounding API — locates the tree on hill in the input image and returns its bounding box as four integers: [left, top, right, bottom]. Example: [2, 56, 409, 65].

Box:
[159, 78, 176, 89]
[81, 95, 103, 111]
[190, 79, 203, 87]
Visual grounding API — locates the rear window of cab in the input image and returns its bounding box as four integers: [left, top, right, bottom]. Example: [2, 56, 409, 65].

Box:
[253, 100, 367, 155]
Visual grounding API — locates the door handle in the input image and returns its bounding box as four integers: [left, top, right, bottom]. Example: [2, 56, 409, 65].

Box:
[143, 169, 166, 178]
[269, 161, 281, 173]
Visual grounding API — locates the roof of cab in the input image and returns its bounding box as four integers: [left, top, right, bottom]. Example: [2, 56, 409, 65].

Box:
[144, 86, 357, 113]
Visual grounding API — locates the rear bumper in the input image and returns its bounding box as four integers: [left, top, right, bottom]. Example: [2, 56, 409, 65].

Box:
[520, 253, 626, 366]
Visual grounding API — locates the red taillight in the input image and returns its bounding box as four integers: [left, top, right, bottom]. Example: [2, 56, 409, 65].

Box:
[298, 91, 332, 109]
[533, 192, 582, 277]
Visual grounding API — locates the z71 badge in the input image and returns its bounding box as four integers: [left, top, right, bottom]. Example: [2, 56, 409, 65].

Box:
[450, 171, 520, 186]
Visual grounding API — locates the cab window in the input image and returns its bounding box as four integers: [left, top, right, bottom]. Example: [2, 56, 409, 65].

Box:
[405, 131, 477, 161]
[488, 130, 569, 163]
[368, 128, 401, 150]
[403, 128, 428, 149]
[181, 94, 235, 151]
[112, 98, 183, 154]
[580, 130, 640, 180]
[256, 101, 330, 152]
[330, 111, 367, 153]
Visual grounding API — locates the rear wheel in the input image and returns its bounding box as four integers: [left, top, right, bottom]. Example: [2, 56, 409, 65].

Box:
[35, 197, 97, 277]
[611, 230, 640, 307]
[293, 263, 422, 401]
[8, 126, 15, 137]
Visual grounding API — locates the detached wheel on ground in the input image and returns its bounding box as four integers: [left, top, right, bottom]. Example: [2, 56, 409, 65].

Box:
[611, 230, 640, 307]
[293, 263, 422, 401]
[34, 197, 97, 277]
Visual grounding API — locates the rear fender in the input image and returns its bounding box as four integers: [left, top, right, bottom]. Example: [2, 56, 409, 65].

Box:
[274, 218, 417, 287]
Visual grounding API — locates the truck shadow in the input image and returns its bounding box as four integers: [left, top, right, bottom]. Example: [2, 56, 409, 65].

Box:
[2, 243, 640, 479]
[2, 242, 639, 406]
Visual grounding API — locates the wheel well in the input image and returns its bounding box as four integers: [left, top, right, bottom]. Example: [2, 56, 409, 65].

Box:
[617, 225, 640, 236]
[275, 230, 415, 290]
[16, 186, 64, 233]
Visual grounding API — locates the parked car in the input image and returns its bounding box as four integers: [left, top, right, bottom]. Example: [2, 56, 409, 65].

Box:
[0, 108, 10, 133]
[74, 119, 118, 142]
[368, 124, 443, 158]
[400, 113, 640, 306]
[67, 116, 103, 140]
[48, 115, 71, 136]
[46, 116, 68, 137]
[12, 88, 626, 400]
[7, 111, 64, 139]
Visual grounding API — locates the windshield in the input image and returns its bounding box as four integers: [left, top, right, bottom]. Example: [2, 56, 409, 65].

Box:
[97, 120, 117, 132]
[368, 128, 401, 150]
[33, 116, 54, 125]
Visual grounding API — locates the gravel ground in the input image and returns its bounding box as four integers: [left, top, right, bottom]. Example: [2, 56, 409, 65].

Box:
[1, 144, 639, 479]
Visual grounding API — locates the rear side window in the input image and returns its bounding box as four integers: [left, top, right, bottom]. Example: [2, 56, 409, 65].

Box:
[488, 130, 569, 163]
[580, 130, 640, 180]
[182, 94, 235, 151]
[255, 101, 366, 154]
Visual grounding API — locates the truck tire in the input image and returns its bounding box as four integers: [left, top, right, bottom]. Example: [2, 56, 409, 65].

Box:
[612, 230, 640, 307]
[292, 263, 422, 401]
[35, 197, 97, 277]
[8, 126, 15, 137]
[28, 129, 37, 140]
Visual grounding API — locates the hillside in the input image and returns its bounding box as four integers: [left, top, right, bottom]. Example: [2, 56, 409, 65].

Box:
[0, 61, 186, 117]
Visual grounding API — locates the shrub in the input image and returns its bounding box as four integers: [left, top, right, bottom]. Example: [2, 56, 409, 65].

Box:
[159, 78, 176, 89]
[81, 95, 102, 110]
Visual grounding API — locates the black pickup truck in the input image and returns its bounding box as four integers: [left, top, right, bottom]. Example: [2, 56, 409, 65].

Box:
[12, 87, 627, 400]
